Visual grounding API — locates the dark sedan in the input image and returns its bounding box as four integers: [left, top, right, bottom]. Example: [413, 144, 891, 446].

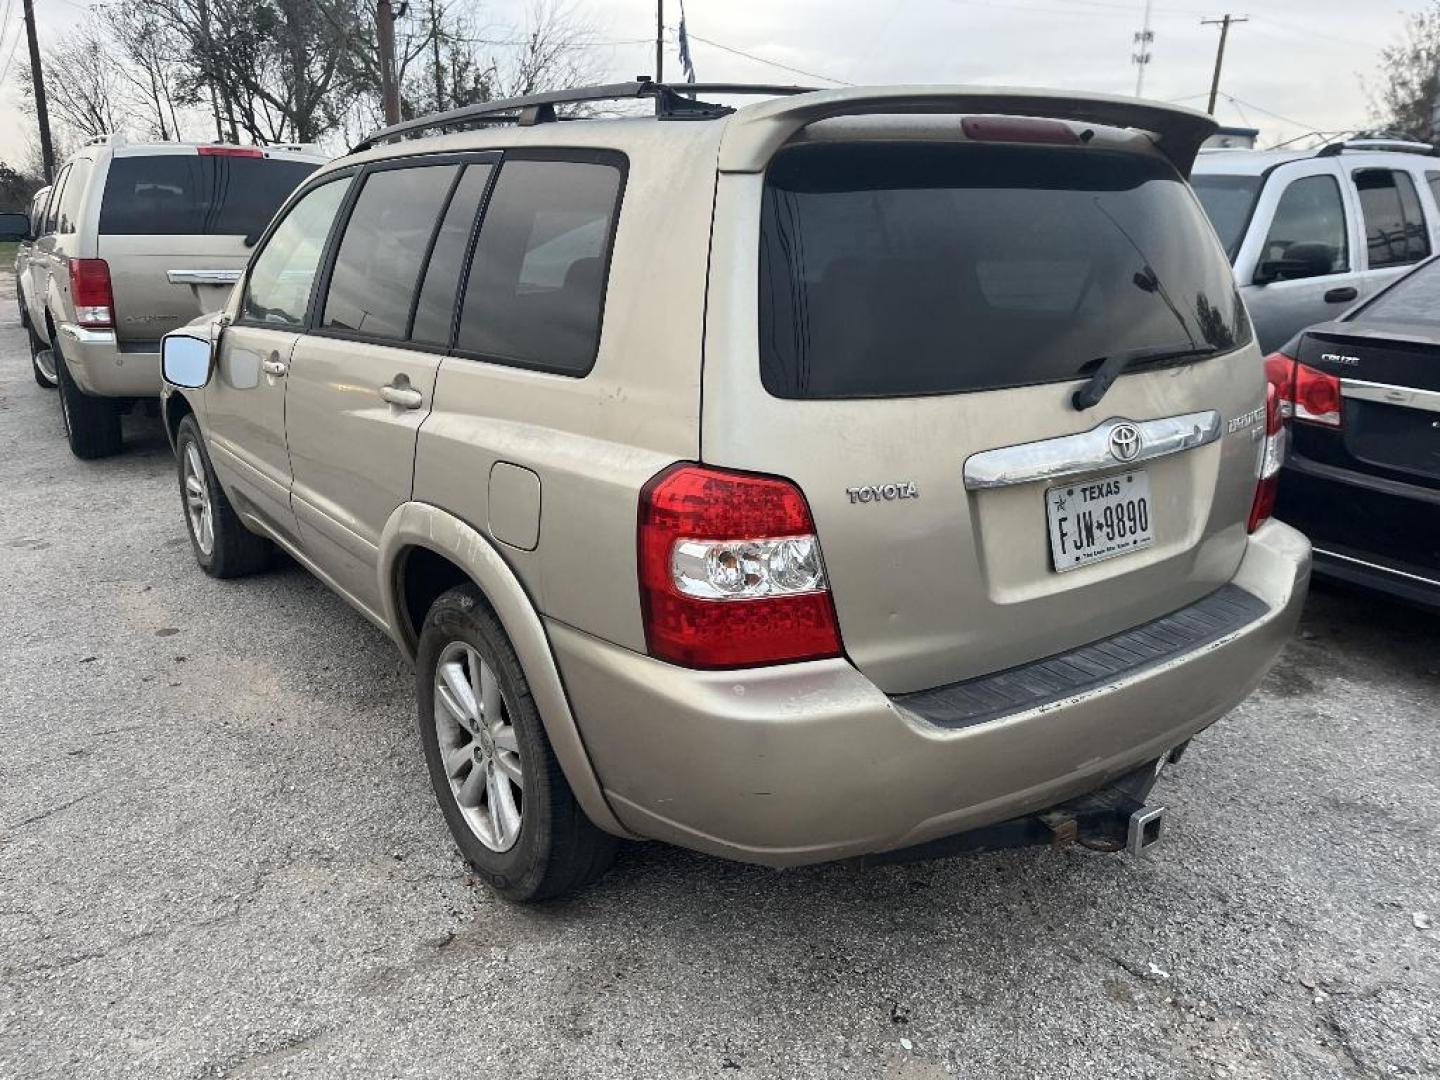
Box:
[1267, 255, 1440, 609]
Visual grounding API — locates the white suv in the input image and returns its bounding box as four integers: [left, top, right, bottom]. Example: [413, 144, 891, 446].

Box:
[1192, 138, 1440, 351]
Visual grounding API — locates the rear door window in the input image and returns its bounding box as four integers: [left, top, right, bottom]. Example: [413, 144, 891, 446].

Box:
[241, 177, 353, 327]
[320, 163, 461, 341]
[98, 154, 318, 236]
[1354, 168, 1431, 268]
[759, 143, 1250, 399]
[455, 156, 623, 375]
[1258, 174, 1349, 277]
[410, 163, 493, 346]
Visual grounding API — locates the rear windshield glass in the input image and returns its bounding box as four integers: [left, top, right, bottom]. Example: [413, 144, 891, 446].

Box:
[1351, 258, 1440, 326]
[1191, 173, 1261, 259]
[99, 154, 318, 236]
[759, 143, 1250, 399]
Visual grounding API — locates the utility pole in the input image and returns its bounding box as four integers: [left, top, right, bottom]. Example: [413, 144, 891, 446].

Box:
[21, 0, 54, 182]
[655, 0, 664, 83]
[1202, 14, 1248, 115]
[1132, 0, 1154, 98]
[429, 0, 444, 111]
[377, 0, 401, 125]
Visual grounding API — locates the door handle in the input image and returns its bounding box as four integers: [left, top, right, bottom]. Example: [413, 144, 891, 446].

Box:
[1324, 286, 1358, 303]
[261, 357, 288, 377]
[379, 377, 423, 410]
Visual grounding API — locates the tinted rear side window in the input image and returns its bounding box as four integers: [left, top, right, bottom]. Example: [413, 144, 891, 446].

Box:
[1354, 168, 1430, 268]
[760, 143, 1250, 399]
[411, 163, 493, 346]
[99, 155, 318, 236]
[322, 163, 460, 341]
[455, 157, 622, 375]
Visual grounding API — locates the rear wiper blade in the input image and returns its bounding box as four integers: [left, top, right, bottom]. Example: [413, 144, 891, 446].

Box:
[1071, 344, 1218, 411]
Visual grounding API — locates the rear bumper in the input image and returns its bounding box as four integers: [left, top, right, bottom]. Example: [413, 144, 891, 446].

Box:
[550, 520, 1311, 866]
[1277, 455, 1440, 607]
[56, 324, 160, 397]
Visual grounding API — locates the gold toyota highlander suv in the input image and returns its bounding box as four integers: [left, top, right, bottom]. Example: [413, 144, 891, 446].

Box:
[20, 134, 324, 458]
[159, 83, 1311, 901]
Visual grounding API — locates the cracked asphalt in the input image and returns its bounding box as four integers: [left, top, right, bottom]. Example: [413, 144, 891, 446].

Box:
[1, 280, 1437, 1080]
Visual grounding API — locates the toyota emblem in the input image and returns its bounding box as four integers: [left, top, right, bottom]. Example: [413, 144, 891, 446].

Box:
[1108, 422, 1142, 462]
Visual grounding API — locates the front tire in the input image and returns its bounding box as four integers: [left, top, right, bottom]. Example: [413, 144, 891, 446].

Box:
[174, 414, 273, 578]
[55, 346, 122, 458]
[417, 586, 617, 901]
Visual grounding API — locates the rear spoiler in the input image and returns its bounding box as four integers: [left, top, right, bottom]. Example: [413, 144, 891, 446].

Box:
[717, 85, 1219, 177]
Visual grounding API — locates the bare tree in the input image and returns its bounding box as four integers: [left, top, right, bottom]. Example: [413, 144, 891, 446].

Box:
[14, 15, 123, 141]
[491, 0, 603, 99]
[105, 4, 194, 141]
[1371, 1, 1440, 138]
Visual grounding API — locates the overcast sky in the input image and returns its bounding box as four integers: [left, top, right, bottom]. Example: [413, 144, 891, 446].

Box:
[0, 0, 1428, 167]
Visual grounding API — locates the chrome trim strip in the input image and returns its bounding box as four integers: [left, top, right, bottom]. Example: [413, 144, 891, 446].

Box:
[166, 269, 242, 286]
[1340, 377, 1440, 415]
[962, 411, 1222, 491]
[57, 323, 117, 345]
[1313, 547, 1440, 588]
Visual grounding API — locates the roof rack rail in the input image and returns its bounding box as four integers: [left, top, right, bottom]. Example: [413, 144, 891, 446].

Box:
[1317, 136, 1435, 157]
[350, 79, 817, 152]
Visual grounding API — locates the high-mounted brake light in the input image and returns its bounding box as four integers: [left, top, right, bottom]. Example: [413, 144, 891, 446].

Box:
[638, 464, 843, 669]
[68, 258, 114, 329]
[961, 116, 1080, 145]
[198, 145, 265, 157]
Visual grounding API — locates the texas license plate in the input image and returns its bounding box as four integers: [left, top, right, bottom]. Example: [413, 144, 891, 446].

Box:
[1046, 470, 1154, 572]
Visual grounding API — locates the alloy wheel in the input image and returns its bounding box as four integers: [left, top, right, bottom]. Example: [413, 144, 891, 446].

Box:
[182, 442, 215, 556]
[433, 641, 524, 852]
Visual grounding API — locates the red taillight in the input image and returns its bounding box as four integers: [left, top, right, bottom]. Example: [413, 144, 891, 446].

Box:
[638, 463, 843, 669]
[1294, 363, 1342, 426]
[1248, 382, 1287, 533]
[198, 145, 264, 157]
[1263, 349, 1341, 427]
[68, 258, 114, 328]
[961, 116, 1080, 145]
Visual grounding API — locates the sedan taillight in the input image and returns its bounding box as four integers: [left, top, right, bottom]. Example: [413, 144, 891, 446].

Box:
[638, 463, 843, 668]
[1264, 349, 1342, 427]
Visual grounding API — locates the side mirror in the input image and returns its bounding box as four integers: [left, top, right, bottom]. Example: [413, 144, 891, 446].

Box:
[161, 332, 215, 389]
[0, 211, 30, 242]
[1256, 241, 1335, 285]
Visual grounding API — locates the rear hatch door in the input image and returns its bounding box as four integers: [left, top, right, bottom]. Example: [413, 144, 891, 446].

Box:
[96, 150, 319, 341]
[703, 135, 1267, 694]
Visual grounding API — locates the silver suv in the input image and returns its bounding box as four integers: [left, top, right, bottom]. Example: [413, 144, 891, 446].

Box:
[160, 83, 1311, 900]
[1192, 139, 1440, 352]
[20, 135, 325, 458]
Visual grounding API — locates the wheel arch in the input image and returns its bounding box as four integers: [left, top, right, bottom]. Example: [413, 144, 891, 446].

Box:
[378, 501, 633, 839]
[162, 389, 197, 454]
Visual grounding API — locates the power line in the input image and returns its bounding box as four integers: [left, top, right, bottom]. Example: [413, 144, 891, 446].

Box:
[677, 29, 853, 86]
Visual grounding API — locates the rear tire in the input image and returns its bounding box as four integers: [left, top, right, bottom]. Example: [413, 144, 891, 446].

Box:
[416, 586, 618, 902]
[174, 414, 273, 578]
[29, 324, 57, 389]
[55, 345, 122, 458]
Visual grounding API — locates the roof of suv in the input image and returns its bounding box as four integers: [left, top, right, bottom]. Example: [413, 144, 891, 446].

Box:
[1194, 142, 1439, 176]
[339, 82, 1219, 177]
[64, 136, 328, 165]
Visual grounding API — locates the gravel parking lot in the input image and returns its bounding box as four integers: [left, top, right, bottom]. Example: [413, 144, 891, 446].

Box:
[0, 283, 1436, 1080]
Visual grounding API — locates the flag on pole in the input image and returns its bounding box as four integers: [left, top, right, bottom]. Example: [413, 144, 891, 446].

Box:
[677, 2, 696, 83]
